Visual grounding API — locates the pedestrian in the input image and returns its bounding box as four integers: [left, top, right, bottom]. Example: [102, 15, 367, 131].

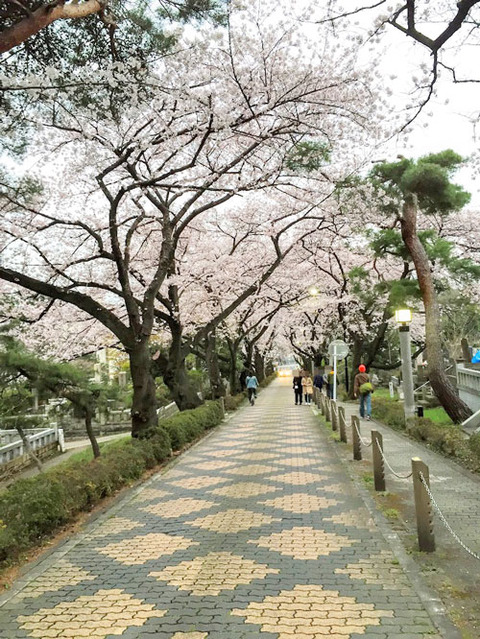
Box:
[292, 370, 303, 405]
[353, 364, 374, 420]
[302, 372, 314, 405]
[313, 371, 324, 392]
[245, 371, 259, 405]
[325, 370, 338, 399]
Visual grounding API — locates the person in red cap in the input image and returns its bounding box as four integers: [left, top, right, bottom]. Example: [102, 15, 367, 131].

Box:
[353, 364, 374, 420]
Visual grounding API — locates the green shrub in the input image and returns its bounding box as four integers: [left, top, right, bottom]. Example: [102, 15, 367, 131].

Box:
[0, 401, 221, 568]
[407, 418, 466, 457]
[371, 396, 406, 430]
[224, 393, 246, 411]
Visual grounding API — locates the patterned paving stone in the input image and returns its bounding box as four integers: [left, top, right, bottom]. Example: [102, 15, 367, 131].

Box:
[335, 550, 412, 590]
[130, 488, 172, 504]
[96, 532, 199, 565]
[169, 475, 229, 489]
[17, 589, 166, 638]
[231, 584, 393, 637]
[188, 508, 281, 532]
[0, 379, 443, 639]
[269, 471, 328, 485]
[249, 526, 357, 559]
[87, 516, 146, 538]
[141, 497, 217, 518]
[323, 508, 377, 531]
[259, 493, 339, 513]
[14, 560, 96, 600]
[192, 460, 237, 471]
[209, 481, 280, 498]
[149, 552, 279, 596]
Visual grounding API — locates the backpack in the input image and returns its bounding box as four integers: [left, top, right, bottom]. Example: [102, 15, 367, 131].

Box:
[359, 382, 374, 395]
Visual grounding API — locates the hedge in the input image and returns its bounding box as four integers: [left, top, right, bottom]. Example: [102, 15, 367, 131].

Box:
[0, 400, 223, 568]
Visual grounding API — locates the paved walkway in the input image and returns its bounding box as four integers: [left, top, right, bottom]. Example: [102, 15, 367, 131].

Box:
[1, 380, 445, 638]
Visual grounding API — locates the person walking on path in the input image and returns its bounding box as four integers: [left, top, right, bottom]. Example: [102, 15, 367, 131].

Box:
[245, 371, 259, 405]
[313, 371, 324, 393]
[292, 370, 303, 405]
[325, 370, 338, 399]
[302, 372, 314, 405]
[354, 364, 374, 420]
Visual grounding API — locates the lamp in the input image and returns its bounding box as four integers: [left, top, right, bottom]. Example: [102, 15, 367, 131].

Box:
[394, 309, 412, 325]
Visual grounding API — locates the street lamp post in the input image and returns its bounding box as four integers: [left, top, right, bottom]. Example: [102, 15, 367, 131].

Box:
[394, 309, 415, 420]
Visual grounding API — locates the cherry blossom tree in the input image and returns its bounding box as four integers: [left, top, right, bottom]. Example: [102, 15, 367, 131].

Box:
[0, 5, 383, 436]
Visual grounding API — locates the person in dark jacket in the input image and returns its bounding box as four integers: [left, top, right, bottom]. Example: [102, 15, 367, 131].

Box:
[353, 364, 373, 419]
[292, 371, 303, 405]
[313, 372, 324, 392]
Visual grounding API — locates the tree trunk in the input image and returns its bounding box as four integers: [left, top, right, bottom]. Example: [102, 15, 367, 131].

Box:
[128, 340, 159, 438]
[348, 338, 363, 399]
[84, 408, 101, 458]
[205, 331, 226, 399]
[15, 423, 43, 472]
[226, 338, 240, 394]
[254, 348, 265, 382]
[243, 339, 254, 373]
[401, 195, 472, 423]
[163, 326, 203, 411]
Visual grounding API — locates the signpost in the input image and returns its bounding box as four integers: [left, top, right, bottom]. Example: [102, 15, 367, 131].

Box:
[327, 339, 349, 401]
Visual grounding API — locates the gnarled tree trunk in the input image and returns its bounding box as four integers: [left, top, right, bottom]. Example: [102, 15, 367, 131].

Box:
[128, 340, 159, 438]
[401, 195, 472, 423]
[162, 325, 203, 411]
[205, 331, 226, 399]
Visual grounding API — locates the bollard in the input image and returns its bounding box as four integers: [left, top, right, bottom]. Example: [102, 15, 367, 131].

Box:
[352, 415, 362, 460]
[338, 406, 347, 443]
[219, 397, 225, 419]
[331, 401, 338, 431]
[412, 457, 435, 552]
[325, 398, 331, 423]
[319, 393, 325, 414]
[371, 430, 386, 491]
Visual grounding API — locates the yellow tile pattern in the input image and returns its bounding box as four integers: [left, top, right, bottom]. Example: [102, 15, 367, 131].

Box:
[260, 493, 339, 513]
[324, 509, 376, 531]
[89, 516, 145, 538]
[231, 584, 393, 637]
[270, 471, 328, 485]
[335, 550, 411, 590]
[273, 458, 315, 468]
[171, 633, 208, 639]
[192, 460, 236, 470]
[131, 488, 171, 503]
[172, 475, 228, 489]
[15, 560, 96, 600]
[210, 482, 279, 498]
[96, 533, 199, 565]
[235, 452, 279, 461]
[224, 464, 271, 476]
[188, 508, 280, 532]
[17, 589, 166, 638]
[141, 498, 216, 518]
[249, 526, 356, 559]
[149, 552, 278, 596]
